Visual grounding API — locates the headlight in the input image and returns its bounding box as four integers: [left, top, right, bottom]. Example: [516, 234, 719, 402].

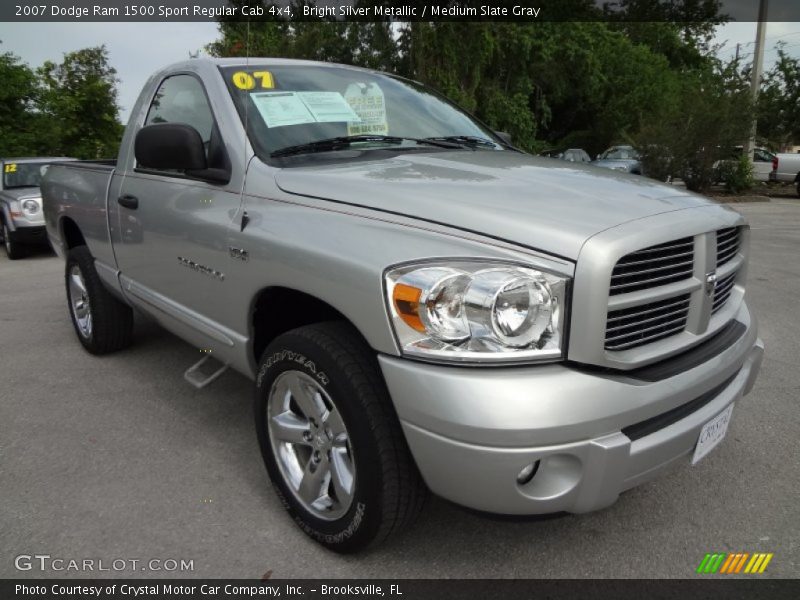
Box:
[22, 199, 40, 214]
[385, 261, 568, 363]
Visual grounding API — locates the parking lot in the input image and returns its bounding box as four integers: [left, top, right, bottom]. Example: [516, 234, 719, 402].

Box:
[1, 199, 798, 579]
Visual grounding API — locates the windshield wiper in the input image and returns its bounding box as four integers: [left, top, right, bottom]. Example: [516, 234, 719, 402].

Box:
[423, 135, 500, 149]
[270, 134, 461, 158]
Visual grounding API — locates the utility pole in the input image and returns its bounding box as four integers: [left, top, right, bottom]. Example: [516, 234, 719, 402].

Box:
[744, 0, 769, 161]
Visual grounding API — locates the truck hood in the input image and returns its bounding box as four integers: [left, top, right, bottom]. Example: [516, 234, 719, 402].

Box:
[275, 151, 711, 260]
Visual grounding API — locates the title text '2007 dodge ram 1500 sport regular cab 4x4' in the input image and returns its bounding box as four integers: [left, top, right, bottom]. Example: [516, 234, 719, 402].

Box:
[42, 58, 764, 553]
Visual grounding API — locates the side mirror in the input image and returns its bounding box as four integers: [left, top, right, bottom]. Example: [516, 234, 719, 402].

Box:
[135, 123, 207, 171]
[494, 131, 513, 146]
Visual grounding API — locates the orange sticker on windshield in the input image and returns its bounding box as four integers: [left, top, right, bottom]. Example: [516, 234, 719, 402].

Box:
[232, 70, 274, 90]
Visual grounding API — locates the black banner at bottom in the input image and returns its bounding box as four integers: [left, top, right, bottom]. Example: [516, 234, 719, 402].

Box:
[2, 579, 799, 600]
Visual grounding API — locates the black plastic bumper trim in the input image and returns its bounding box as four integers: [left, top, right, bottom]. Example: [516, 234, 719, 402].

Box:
[621, 372, 738, 442]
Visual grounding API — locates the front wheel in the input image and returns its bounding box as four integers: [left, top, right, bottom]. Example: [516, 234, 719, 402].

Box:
[65, 245, 133, 354]
[254, 322, 426, 553]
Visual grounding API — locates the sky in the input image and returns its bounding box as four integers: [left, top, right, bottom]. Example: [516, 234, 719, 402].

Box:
[0, 21, 798, 123]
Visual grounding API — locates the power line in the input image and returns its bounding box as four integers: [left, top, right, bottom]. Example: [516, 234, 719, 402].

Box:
[716, 31, 800, 56]
[765, 31, 800, 41]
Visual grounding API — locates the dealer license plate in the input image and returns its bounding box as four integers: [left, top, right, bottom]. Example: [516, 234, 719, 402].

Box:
[691, 403, 734, 465]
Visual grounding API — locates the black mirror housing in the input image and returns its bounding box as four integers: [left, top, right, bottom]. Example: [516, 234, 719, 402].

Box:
[135, 123, 207, 171]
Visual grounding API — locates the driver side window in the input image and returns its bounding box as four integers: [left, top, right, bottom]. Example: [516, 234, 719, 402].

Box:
[146, 75, 214, 143]
[143, 74, 228, 174]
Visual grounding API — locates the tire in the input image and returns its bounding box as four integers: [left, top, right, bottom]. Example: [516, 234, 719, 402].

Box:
[3, 221, 25, 260]
[254, 322, 426, 553]
[65, 245, 133, 354]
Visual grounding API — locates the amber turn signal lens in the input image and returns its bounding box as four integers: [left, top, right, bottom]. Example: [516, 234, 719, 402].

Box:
[392, 283, 425, 332]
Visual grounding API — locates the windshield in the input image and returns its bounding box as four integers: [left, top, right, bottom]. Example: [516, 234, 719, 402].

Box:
[3, 161, 51, 189]
[600, 147, 639, 160]
[219, 65, 502, 159]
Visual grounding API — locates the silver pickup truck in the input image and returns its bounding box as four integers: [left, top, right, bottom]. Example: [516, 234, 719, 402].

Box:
[42, 58, 764, 553]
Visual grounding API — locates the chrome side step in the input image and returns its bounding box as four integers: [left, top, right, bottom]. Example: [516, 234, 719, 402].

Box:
[184, 354, 228, 389]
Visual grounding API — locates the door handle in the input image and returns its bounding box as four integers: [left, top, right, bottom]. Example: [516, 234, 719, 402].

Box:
[117, 194, 139, 210]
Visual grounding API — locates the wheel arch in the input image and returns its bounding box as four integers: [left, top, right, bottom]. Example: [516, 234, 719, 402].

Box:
[59, 216, 87, 250]
[250, 286, 376, 366]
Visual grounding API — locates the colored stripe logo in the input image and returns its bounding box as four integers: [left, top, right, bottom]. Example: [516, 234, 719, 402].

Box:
[696, 552, 773, 574]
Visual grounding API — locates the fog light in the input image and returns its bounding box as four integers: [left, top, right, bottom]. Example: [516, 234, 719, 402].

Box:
[516, 461, 540, 485]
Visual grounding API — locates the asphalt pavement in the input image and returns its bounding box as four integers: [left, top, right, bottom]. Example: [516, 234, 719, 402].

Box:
[1, 200, 798, 579]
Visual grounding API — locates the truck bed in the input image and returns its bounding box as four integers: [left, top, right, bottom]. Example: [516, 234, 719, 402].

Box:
[41, 159, 117, 268]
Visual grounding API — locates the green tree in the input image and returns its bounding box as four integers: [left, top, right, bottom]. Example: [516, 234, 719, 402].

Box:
[757, 44, 800, 149]
[37, 46, 123, 159]
[634, 59, 753, 192]
[0, 46, 42, 156]
[605, 1, 724, 69]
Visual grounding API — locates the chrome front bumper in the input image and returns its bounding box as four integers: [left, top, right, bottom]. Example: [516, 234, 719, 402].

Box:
[379, 303, 763, 515]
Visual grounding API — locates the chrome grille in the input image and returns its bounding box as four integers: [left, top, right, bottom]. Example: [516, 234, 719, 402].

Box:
[712, 272, 737, 314]
[604, 294, 691, 350]
[609, 237, 694, 296]
[570, 221, 749, 369]
[716, 227, 740, 267]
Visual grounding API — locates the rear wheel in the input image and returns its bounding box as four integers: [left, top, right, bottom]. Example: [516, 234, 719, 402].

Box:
[254, 322, 426, 553]
[3, 221, 25, 260]
[65, 245, 133, 354]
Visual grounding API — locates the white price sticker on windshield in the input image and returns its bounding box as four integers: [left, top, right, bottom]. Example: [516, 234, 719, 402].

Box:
[251, 92, 316, 128]
[297, 92, 362, 123]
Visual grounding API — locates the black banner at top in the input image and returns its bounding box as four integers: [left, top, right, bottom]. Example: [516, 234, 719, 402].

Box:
[1, 0, 800, 23]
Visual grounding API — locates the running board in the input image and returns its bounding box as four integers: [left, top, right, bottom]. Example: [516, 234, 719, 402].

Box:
[184, 354, 228, 389]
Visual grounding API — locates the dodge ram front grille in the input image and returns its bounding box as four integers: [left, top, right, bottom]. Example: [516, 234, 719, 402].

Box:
[609, 237, 694, 296]
[716, 227, 740, 267]
[605, 294, 691, 351]
[712, 272, 737, 314]
[599, 226, 746, 357]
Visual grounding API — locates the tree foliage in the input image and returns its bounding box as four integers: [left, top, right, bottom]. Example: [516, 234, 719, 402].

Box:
[634, 59, 754, 192]
[0, 47, 43, 156]
[757, 44, 800, 149]
[0, 44, 123, 159]
[37, 46, 123, 159]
